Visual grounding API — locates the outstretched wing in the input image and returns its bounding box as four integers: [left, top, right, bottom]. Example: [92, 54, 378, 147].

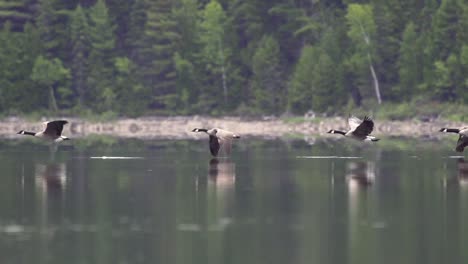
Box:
[352, 116, 374, 137]
[456, 134, 468, 152]
[44, 120, 68, 137]
[209, 135, 220, 156]
[218, 136, 232, 156]
[348, 116, 363, 131]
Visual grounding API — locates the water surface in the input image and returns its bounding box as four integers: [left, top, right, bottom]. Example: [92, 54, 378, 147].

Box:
[0, 138, 467, 264]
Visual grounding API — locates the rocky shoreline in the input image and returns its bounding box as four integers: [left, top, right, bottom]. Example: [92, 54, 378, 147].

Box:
[1, 116, 465, 140]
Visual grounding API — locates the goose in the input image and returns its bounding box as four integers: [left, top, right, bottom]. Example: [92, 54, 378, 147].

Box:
[192, 128, 240, 156]
[327, 116, 379, 141]
[439, 126, 468, 152]
[17, 120, 70, 142]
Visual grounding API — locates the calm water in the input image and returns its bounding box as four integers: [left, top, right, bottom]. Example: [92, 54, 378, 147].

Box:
[0, 138, 467, 264]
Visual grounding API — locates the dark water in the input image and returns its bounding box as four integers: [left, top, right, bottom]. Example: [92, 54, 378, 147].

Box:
[0, 138, 467, 264]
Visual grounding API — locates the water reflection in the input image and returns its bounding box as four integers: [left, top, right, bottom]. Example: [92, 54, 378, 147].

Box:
[346, 161, 375, 188]
[35, 163, 67, 195]
[207, 158, 235, 231]
[3, 139, 468, 264]
[457, 158, 468, 186]
[208, 158, 236, 190]
[443, 158, 468, 188]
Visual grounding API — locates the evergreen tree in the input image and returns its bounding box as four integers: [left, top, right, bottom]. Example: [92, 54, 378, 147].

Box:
[288, 45, 317, 114]
[173, 0, 201, 112]
[199, 0, 231, 111]
[0, 0, 32, 31]
[69, 4, 90, 108]
[251, 35, 284, 114]
[431, 0, 460, 61]
[143, 0, 179, 110]
[398, 22, 423, 100]
[88, 0, 116, 112]
[114, 57, 150, 116]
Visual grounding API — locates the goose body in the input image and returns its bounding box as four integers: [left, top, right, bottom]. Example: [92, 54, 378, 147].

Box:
[327, 116, 379, 142]
[439, 126, 468, 152]
[18, 120, 70, 142]
[192, 128, 240, 156]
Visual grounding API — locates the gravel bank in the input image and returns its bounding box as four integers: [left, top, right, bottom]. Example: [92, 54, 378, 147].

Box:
[2, 116, 465, 140]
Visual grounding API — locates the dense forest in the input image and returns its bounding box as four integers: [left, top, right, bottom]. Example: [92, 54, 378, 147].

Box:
[0, 0, 466, 118]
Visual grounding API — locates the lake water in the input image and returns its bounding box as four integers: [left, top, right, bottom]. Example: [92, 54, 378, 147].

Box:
[0, 137, 467, 264]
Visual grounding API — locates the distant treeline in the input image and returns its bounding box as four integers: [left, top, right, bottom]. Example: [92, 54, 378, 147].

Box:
[0, 0, 466, 117]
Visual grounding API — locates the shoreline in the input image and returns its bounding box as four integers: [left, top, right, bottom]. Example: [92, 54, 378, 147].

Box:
[1, 116, 464, 140]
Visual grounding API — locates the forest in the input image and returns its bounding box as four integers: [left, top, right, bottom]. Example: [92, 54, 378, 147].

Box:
[0, 0, 466, 119]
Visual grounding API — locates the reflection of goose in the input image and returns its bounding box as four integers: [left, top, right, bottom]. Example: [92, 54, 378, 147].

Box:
[192, 128, 240, 156]
[346, 161, 375, 188]
[457, 158, 468, 186]
[35, 163, 67, 194]
[327, 116, 379, 142]
[18, 120, 70, 142]
[208, 158, 236, 189]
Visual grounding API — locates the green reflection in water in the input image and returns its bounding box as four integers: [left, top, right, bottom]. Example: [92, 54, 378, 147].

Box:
[0, 138, 466, 264]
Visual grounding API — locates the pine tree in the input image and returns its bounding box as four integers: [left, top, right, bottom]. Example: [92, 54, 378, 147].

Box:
[143, 0, 180, 110]
[173, 0, 201, 112]
[199, 0, 231, 111]
[0, 0, 32, 31]
[69, 4, 90, 108]
[288, 45, 317, 114]
[251, 35, 284, 114]
[431, 0, 460, 61]
[398, 22, 423, 100]
[88, 0, 116, 112]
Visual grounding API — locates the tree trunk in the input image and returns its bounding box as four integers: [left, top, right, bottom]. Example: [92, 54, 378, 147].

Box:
[219, 38, 228, 105]
[49, 86, 58, 112]
[359, 22, 382, 104]
[368, 53, 382, 104]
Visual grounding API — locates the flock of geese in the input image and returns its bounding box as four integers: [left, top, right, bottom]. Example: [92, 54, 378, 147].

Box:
[16, 116, 468, 155]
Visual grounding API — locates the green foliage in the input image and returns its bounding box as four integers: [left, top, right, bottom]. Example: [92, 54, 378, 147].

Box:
[88, 0, 116, 112]
[288, 45, 317, 114]
[0, 0, 465, 117]
[251, 35, 284, 114]
[398, 22, 423, 100]
[31, 55, 70, 111]
[69, 4, 90, 108]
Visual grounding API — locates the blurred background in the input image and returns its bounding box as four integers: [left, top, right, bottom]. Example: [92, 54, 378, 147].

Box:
[0, 0, 466, 121]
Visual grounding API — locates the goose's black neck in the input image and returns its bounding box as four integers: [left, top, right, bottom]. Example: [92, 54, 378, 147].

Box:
[334, 130, 346, 136]
[22, 131, 36, 136]
[195, 128, 208, 132]
[442, 128, 460, 133]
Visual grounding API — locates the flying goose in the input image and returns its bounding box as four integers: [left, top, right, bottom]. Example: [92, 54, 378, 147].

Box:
[439, 126, 468, 152]
[192, 128, 240, 156]
[327, 116, 379, 141]
[17, 120, 70, 142]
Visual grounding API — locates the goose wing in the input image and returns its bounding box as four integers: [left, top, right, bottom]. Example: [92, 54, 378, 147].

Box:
[44, 120, 68, 137]
[348, 116, 362, 131]
[219, 136, 233, 156]
[350, 116, 374, 137]
[209, 135, 220, 156]
[216, 129, 236, 156]
[456, 134, 468, 152]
